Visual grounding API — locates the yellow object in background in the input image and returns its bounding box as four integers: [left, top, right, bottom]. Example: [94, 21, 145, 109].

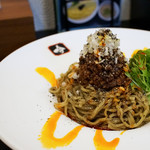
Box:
[68, 1, 96, 20]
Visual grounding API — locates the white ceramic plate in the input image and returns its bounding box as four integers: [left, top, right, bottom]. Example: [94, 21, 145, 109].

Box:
[0, 28, 150, 150]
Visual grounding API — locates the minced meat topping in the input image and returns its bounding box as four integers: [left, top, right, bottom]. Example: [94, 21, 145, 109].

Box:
[78, 29, 131, 90]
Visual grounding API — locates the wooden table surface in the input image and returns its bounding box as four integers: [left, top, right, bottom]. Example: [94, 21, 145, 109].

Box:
[0, 0, 35, 61]
[0, 17, 36, 61]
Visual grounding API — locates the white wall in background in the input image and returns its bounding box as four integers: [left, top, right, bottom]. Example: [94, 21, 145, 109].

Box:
[120, 0, 131, 21]
[28, 0, 56, 31]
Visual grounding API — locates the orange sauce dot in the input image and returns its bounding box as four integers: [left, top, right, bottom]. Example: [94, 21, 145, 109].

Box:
[39, 111, 83, 149]
[123, 52, 126, 57]
[131, 49, 139, 58]
[120, 130, 126, 135]
[93, 130, 120, 150]
[36, 67, 57, 87]
[131, 48, 148, 58]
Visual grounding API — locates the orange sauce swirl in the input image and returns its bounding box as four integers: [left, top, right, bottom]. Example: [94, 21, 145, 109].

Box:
[36, 67, 121, 149]
[93, 130, 120, 150]
[36, 67, 57, 87]
[39, 111, 83, 149]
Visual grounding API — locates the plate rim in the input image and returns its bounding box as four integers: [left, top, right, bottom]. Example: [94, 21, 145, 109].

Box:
[0, 27, 150, 150]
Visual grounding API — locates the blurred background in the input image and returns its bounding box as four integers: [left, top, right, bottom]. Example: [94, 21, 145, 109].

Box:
[0, 0, 150, 149]
[0, 0, 150, 61]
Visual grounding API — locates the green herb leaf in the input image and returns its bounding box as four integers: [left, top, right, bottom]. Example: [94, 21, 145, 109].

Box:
[125, 49, 150, 102]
